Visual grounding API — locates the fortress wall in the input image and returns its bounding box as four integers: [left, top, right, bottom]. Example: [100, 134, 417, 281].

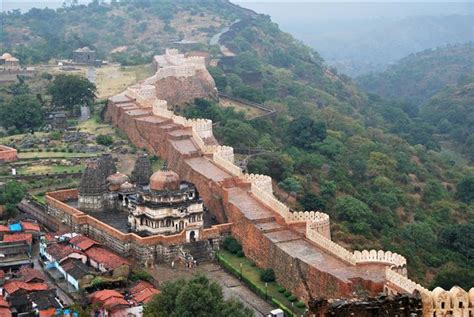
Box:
[153, 70, 217, 106]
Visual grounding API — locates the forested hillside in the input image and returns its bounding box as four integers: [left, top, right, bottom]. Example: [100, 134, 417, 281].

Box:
[356, 43, 474, 105]
[421, 79, 474, 161]
[2, 0, 473, 289]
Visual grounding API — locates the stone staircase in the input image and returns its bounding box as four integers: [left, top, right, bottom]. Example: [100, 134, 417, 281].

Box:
[181, 240, 214, 262]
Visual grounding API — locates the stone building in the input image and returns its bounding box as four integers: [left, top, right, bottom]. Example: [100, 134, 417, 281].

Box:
[127, 170, 204, 237]
[72, 47, 96, 65]
[0, 53, 20, 71]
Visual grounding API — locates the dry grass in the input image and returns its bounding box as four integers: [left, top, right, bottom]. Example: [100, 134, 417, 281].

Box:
[95, 64, 154, 99]
[219, 98, 265, 119]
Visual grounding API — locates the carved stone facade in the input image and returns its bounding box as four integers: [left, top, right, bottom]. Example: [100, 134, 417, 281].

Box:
[127, 170, 204, 237]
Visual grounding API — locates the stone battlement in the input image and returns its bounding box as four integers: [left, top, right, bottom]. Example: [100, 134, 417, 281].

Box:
[354, 250, 407, 267]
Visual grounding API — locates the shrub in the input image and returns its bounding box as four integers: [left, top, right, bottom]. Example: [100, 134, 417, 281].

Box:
[67, 148, 74, 153]
[223, 236, 242, 254]
[284, 290, 292, 297]
[38, 148, 43, 152]
[96, 135, 114, 146]
[277, 286, 286, 293]
[296, 301, 306, 308]
[236, 250, 245, 257]
[130, 269, 153, 282]
[46, 148, 51, 152]
[260, 268, 276, 282]
[52, 148, 58, 152]
[288, 295, 297, 302]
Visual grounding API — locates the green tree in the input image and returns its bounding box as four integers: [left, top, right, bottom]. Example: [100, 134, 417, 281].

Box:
[300, 192, 325, 211]
[278, 177, 302, 194]
[431, 265, 474, 290]
[456, 175, 474, 203]
[96, 135, 113, 146]
[335, 196, 372, 234]
[0, 95, 44, 131]
[48, 74, 96, 112]
[144, 275, 253, 317]
[367, 152, 397, 178]
[288, 117, 327, 150]
[0, 181, 26, 219]
[422, 180, 447, 204]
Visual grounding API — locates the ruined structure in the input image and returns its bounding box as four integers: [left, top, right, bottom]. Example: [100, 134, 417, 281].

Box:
[78, 154, 117, 212]
[0, 145, 18, 162]
[45, 51, 473, 316]
[130, 154, 153, 187]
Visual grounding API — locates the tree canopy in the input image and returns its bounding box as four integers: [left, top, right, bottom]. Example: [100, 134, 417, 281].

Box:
[0, 181, 26, 219]
[0, 94, 44, 131]
[48, 74, 96, 111]
[144, 275, 254, 317]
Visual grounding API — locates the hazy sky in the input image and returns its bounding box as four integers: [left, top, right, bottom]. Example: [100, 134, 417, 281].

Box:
[3, 0, 474, 15]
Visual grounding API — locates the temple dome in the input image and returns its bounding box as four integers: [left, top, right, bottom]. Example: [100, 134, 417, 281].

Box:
[1, 53, 12, 59]
[107, 172, 129, 186]
[120, 181, 135, 192]
[149, 170, 180, 191]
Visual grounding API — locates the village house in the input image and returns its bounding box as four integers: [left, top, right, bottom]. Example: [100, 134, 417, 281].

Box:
[85, 246, 130, 278]
[0, 238, 32, 270]
[129, 280, 160, 305]
[0, 295, 11, 317]
[2, 281, 49, 298]
[90, 289, 130, 316]
[59, 258, 95, 290]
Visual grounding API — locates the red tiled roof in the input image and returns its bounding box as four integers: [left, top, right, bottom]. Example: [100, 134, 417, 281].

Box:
[0, 307, 12, 317]
[20, 267, 46, 283]
[2, 233, 32, 245]
[3, 281, 48, 295]
[39, 307, 57, 317]
[85, 247, 129, 271]
[21, 221, 40, 232]
[69, 235, 97, 251]
[102, 297, 129, 310]
[0, 295, 9, 307]
[45, 243, 82, 261]
[0, 271, 4, 279]
[129, 280, 155, 295]
[0, 225, 8, 233]
[133, 287, 160, 304]
[91, 289, 123, 303]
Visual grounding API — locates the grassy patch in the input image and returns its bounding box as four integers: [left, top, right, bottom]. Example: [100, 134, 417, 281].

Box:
[18, 152, 97, 159]
[218, 249, 306, 316]
[95, 64, 154, 99]
[18, 164, 84, 175]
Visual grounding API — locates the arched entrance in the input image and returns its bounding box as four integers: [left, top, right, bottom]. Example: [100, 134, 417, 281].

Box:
[190, 230, 196, 242]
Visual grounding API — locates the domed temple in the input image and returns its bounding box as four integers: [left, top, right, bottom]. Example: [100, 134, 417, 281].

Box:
[127, 170, 204, 237]
[77, 154, 205, 237]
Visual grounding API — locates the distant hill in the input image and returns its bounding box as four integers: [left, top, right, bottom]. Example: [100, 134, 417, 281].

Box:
[356, 43, 474, 105]
[421, 79, 474, 160]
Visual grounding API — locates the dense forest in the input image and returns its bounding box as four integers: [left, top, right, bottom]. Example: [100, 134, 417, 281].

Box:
[357, 43, 474, 104]
[1, 0, 473, 289]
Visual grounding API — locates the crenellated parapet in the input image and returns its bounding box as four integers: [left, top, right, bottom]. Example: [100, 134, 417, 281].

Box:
[126, 84, 156, 100]
[187, 118, 213, 139]
[306, 223, 356, 265]
[385, 269, 474, 317]
[354, 249, 407, 268]
[204, 145, 234, 163]
[241, 173, 273, 195]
